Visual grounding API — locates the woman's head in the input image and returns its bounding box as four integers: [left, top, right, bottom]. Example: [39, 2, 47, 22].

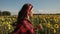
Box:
[18, 3, 33, 19]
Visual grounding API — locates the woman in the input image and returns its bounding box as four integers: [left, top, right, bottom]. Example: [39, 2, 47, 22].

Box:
[13, 3, 34, 34]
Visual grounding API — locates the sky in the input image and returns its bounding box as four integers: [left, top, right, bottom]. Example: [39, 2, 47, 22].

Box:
[0, 0, 60, 15]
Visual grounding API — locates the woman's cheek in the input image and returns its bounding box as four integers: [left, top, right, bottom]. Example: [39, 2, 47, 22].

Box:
[30, 13, 33, 17]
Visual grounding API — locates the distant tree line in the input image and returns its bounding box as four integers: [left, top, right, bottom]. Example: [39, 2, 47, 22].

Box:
[0, 10, 11, 16]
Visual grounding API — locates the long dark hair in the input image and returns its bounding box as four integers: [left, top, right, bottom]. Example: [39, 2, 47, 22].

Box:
[17, 3, 33, 24]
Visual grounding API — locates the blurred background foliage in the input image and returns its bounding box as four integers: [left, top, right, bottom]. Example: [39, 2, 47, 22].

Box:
[0, 14, 60, 34]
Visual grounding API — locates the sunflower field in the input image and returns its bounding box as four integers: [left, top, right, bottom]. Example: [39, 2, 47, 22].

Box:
[0, 14, 60, 34]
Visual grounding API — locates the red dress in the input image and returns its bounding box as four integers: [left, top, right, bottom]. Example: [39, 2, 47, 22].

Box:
[13, 19, 34, 34]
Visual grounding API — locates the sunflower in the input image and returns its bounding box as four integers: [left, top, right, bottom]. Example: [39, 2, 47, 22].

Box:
[46, 22, 52, 28]
[54, 24, 59, 29]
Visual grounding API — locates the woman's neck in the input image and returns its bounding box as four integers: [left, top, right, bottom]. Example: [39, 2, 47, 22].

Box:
[28, 16, 30, 20]
[26, 16, 30, 21]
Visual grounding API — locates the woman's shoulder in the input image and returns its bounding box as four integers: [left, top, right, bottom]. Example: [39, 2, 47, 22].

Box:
[22, 19, 28, 24]
[23, 18, 32, 24]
